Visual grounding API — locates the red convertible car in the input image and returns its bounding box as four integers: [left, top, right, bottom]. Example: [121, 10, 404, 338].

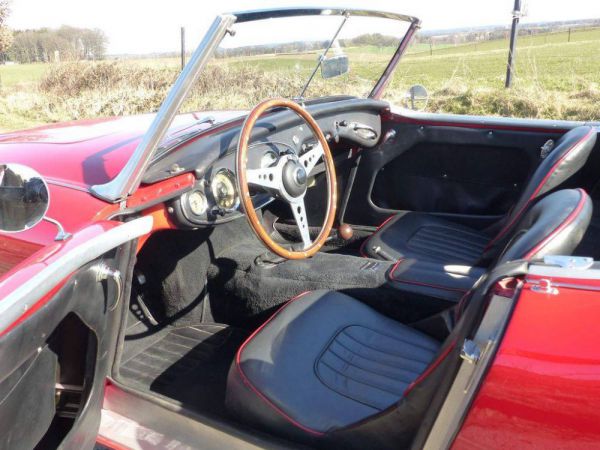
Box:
[1, 7, 599, 450]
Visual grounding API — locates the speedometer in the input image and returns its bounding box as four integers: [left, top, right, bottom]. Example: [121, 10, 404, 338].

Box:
[211, 169, 239, 211]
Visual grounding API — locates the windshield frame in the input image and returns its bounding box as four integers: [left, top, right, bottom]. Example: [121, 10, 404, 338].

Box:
[89, 7, 420, 203]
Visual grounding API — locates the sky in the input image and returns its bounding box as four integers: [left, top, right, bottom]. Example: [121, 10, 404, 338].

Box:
[7, 0, 600, 55]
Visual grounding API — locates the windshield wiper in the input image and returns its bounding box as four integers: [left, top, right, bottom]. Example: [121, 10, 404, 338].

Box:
[297, 12, 349, 100]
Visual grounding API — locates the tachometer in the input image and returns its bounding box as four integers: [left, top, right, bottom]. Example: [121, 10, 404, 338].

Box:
[211, 169, 238, 211]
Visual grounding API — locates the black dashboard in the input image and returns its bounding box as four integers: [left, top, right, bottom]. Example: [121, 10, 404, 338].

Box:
[145, 98, 388, 228]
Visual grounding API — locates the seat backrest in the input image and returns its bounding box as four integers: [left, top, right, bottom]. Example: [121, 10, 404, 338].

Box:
[494, 188, 592, 265]
[335, 189, 592, 449]
[486, 126, 596, 252]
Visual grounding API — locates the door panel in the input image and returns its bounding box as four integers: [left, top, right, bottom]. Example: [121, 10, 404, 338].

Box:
[0, 217, 151, 450]
[344, 111, 568, 228]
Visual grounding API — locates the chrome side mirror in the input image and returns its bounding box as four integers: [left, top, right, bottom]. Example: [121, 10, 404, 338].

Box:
[0, 163, 49, 233]
[404, 84, 429, 111]
[321, 54, 349, 79]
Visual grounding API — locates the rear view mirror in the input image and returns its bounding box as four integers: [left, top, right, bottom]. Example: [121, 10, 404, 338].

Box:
[405, 84, 429, 111]
[0, 163, 49, 233]
[321, 54, 349, 79]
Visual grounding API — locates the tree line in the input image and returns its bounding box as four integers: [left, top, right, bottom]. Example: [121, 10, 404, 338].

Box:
[5, 26, 107, 63]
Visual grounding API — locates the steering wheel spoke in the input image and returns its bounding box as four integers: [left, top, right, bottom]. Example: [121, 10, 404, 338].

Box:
[246, 165, 282, 191]
[299, 143, 324, 176]
[290, 198, 311, 249]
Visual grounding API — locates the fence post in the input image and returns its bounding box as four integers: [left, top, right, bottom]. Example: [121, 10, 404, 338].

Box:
[180, 27, 186, 70]
[568, 28, 571, 42]
[430, 40, 433, 56]
[505, 0, 522, 88]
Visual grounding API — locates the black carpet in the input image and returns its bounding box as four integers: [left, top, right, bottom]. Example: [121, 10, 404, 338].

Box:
[120, 323, 247, 417]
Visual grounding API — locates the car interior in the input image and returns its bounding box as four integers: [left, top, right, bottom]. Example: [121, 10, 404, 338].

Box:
[110, 97, 598, 448]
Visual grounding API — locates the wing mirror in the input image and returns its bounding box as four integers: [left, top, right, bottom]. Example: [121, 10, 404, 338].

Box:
[404, 84, 429, 111]
[321, 54, 349, 79]
[0, 163, 70, 240]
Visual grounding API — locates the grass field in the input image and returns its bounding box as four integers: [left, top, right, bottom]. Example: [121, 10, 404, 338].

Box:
[0, 26, 599, 132]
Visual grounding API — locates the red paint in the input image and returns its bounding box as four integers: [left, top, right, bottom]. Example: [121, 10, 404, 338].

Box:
[0, 221, 124, 336]
[234, 291, 325, 437]
[452, 283, 600, 449]
[96, 435, 132, 450]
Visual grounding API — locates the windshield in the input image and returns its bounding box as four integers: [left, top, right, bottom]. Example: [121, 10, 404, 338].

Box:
[177, 13, 412, 114]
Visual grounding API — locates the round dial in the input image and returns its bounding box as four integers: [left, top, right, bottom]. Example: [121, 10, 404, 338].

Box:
[187, 190, 208, 216]
[211, 169, 238, 211]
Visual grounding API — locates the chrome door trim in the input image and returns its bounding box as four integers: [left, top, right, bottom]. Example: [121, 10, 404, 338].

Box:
[0, 215, 153, 332]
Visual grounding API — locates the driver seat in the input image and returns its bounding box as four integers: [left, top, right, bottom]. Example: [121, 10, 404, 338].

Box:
[226, 189, 591, 448]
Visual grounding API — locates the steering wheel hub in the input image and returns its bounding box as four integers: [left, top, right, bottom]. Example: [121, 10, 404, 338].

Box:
[236, 98, 337, 259]
[282, 160, 308, 198]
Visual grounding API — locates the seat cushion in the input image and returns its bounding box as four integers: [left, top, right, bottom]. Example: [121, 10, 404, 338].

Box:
[362, 212, 490, 265]
[226, 290, 440, 440]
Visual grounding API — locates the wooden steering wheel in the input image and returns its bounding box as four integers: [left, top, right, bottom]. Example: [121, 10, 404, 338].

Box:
[236, 98, 337, 260]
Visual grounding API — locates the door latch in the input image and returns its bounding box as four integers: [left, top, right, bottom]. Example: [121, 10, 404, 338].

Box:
[93, 264, 122, 311]
[460, 339, 481, 364]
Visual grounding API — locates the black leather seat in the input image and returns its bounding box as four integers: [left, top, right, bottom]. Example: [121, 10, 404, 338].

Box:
[226, 189, 591, 448]
[362, 126, 596, 264]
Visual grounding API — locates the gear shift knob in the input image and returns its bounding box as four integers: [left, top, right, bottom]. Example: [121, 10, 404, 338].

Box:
[338, 223, 354, 241]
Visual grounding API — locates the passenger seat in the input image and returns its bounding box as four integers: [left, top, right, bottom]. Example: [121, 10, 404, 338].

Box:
[362, 126, 596, 265]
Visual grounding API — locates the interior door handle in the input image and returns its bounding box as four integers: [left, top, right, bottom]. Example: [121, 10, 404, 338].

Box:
[93, 264, 122, 311]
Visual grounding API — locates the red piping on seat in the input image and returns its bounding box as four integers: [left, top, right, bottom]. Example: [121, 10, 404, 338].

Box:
[485, 128, 594, 251]
[389, 259, 468, 293]
[359, 214, 397, 258]
[523, 188, 587, 260]
[234, 291, 326, 437]
[403, 339, 457, 396]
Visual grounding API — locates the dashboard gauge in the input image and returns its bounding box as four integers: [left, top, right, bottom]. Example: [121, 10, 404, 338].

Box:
[187, 190, 208, 216]
[211, 169, 238, 211]
[260, 149, 279, 168]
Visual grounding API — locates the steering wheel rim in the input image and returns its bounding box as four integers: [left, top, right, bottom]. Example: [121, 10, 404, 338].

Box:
[236, 98, 337, 260]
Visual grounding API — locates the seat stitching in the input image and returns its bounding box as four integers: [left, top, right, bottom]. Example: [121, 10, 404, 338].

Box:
[332, 338, 428, 375]
[408, 234, 484, 259]
[318, 360, 406, 399]
[414, 226, 489, 245]
[343, 324, 440, 352]
[327, 346, 420, 384]
[341, 330, 436, 362]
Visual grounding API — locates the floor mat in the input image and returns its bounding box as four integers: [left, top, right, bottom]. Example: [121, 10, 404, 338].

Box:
[120, 323, 247, 417]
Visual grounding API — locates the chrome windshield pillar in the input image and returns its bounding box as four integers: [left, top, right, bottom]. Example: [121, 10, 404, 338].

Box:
[90, 14, 236, 203]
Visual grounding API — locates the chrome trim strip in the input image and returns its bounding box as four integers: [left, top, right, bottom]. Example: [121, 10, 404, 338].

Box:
[0, 216, 153, 332]
[231, 7, 417, 23]
[90, 15, 236, 203]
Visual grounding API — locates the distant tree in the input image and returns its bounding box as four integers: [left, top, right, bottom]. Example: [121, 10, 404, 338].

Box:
[0, 1, 13, 60]
[7, 25, 108, 63]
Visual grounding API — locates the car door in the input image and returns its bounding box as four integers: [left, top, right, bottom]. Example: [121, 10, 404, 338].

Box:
[0, 216, 152, 450]
[343, 108, 595, 229]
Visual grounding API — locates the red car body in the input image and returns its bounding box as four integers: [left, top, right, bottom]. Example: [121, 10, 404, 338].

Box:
[0, 110, 598, 449]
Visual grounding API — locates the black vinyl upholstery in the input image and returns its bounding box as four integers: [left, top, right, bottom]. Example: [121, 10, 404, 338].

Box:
[363, 126, 596, 264]
[226, 290, 444, 447]
[365, 188, 591, 266]
[225, 189, 591, 448]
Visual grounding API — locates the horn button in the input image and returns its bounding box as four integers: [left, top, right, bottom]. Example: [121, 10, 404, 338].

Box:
[281, 160, 308, 198]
